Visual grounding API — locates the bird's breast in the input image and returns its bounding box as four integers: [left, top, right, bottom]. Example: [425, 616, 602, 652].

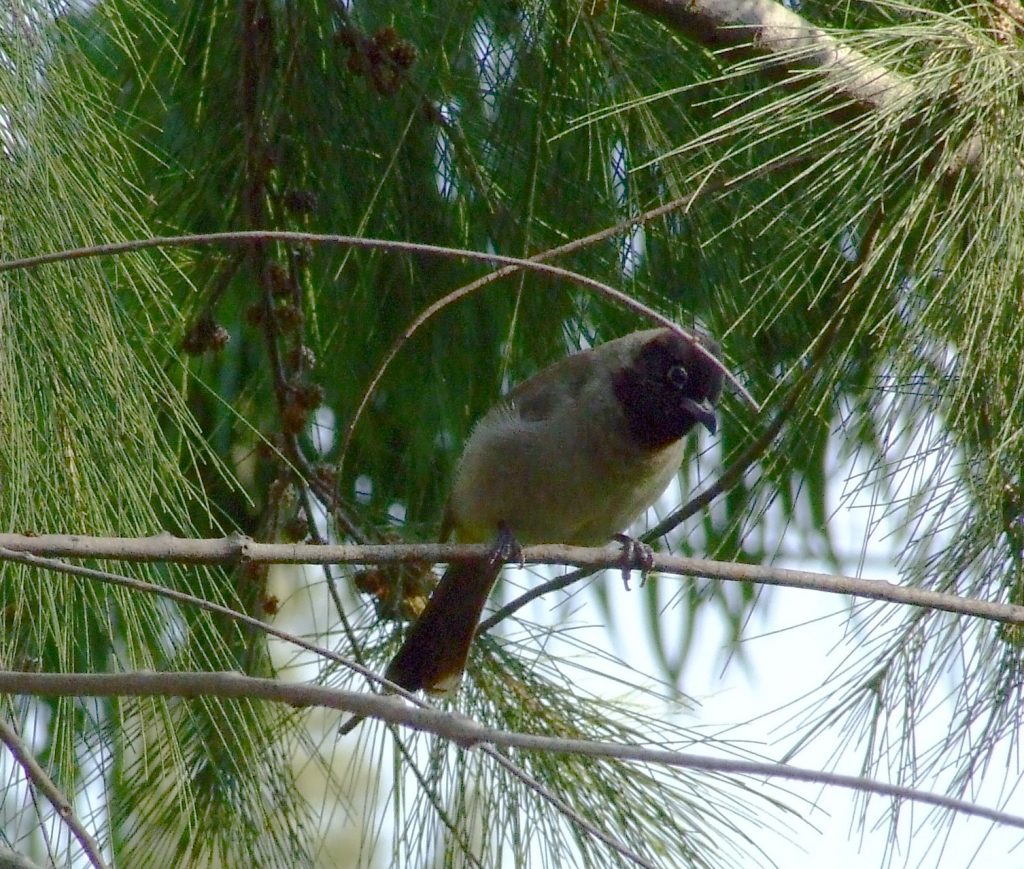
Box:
[446, 395, 685, 546]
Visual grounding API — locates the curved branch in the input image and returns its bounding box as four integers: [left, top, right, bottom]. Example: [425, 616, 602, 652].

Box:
[0, 231, 757, 413]
[335, 152, 808, 471]
[2, 669, 1022, 833]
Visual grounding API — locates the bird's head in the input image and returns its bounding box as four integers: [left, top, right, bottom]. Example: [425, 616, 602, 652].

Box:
[612, 329, 724, 450]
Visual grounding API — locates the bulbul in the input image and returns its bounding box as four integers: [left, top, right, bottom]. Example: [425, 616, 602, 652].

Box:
[342, 327, 722, 732]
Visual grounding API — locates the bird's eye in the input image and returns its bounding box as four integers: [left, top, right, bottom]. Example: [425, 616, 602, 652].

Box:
[666, 364, 689, 389]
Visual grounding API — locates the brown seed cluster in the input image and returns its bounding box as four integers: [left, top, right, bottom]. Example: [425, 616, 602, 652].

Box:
[182, 314, 230, 355]
[354, 560, 434, 622]
[339, 24, 418, 95]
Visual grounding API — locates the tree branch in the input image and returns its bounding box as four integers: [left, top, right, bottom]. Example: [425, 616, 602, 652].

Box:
[3, 536, 1017, 862]
[1, 669, 1022, 833]
[0, 535, 1020, 627]
[625, 0, 913, 113]
[624, 0, 983, 168]
[0, 716, 108, 869]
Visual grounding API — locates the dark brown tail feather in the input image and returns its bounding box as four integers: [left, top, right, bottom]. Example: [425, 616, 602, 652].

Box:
[339, 557, 501, 735]
[385, 557, 501, 692]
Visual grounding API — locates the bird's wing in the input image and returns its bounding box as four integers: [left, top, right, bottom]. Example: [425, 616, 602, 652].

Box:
[505, 347, 599, 422]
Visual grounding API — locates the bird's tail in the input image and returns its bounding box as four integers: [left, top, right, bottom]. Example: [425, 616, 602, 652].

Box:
[339, 557, 501, 735]
[385, 557, 502, 694]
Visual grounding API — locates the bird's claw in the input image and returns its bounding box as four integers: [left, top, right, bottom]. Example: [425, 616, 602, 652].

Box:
[493, 521, 525, 568]
[613, 533, 655, 590]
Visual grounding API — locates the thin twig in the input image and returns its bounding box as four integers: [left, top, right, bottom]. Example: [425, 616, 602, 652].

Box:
[335, 153, 809, 470]
[0, 716, 108, 869]
[2, 669, 1022, 833]
[486, 199, 889, 626]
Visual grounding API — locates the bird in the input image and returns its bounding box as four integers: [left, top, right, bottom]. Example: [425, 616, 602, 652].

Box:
[341, 327, 723, 734]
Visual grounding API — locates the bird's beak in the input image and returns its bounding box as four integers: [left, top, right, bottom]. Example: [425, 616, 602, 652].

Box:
[683, 398, 718, 435]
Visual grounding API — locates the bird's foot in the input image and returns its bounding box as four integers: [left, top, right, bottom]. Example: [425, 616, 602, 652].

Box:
[613, 533, 655, 590]
[493, 521, 525, 569]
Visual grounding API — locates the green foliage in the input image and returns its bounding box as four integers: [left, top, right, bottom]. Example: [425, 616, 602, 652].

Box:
[334, 630, 793, 867]
[3, 0, 1024, 865]
[0, 3, 308, 864]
